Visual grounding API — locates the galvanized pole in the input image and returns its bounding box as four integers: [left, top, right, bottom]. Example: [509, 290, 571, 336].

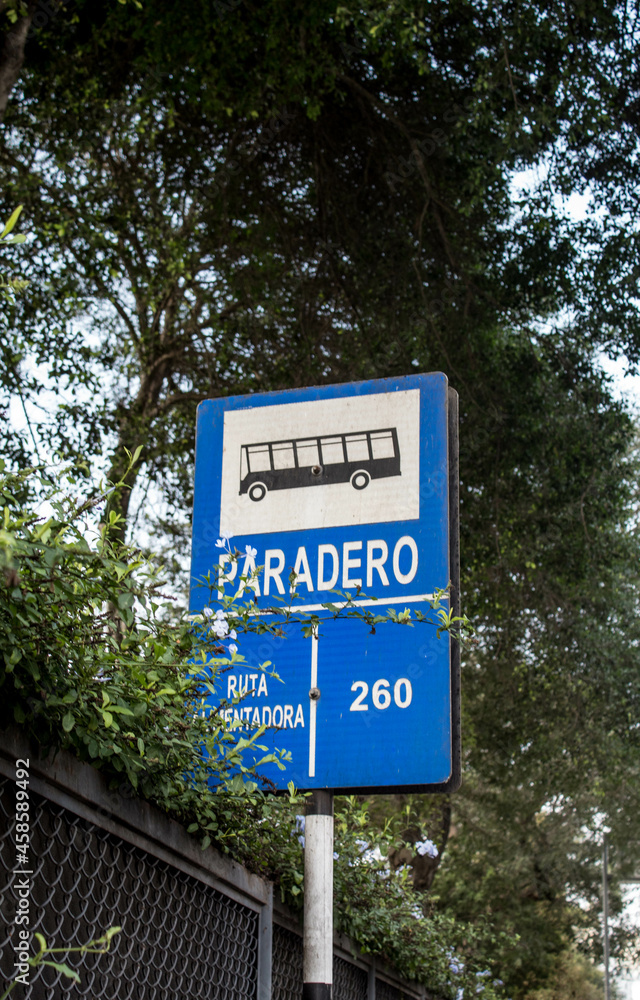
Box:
[602, 835, 611, 1000]
[303, 790, 334, 1000]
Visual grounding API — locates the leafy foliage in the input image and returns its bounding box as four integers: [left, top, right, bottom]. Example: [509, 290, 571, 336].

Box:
[0, 463, 507, 998]
[524, 949, 607, 1000]
[331, 799, 509, 1000]
[7, 1, 635, 518]
[0, 459, 289, 814]
[0, 204, 27, 300]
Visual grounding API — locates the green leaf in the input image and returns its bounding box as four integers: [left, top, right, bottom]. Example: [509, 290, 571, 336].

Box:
[62, 711, 75, 732]
[40, 961, 80, 982]
[117, 591, 133, 610]
[43, 546, 59, 567]
[0, 205, 23, 239]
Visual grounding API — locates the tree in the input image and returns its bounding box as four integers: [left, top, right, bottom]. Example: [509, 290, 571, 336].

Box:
[2, 2, 640, 995]
[4, 1, 640, 522]
[524, 949, 608, 1000]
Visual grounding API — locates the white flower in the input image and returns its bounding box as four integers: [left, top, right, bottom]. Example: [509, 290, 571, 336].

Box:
[333, 852, 339, 861]
[449, 959, 464, 975]
[215, 609, 227, 621]
[229, 644, 238, 655]
[415, 838, 439, 858]
[211, 619, 229, 638]
[295, 815, 305, 833]
[245, 544, 257, 558]
[202, 607, 213, 619]
[360, 844, 383, 864]
[229, 629, 237, 640]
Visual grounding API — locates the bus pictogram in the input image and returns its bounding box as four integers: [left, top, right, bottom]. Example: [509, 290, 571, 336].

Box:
[239, 428, 401, 501]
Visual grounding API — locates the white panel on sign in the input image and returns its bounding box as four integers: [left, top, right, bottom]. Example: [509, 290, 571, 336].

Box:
[220, 389, 420, 536]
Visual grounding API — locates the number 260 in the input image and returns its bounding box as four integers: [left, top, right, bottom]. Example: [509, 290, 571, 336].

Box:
[350, 678, 412, 711]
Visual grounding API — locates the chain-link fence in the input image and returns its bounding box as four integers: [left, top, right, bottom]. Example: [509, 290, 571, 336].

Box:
[0, 776, 259, 999]
[0, 732, 428, 1000]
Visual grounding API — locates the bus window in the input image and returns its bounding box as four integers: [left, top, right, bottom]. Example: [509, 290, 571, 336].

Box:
[370, 431, 396, 460]
[297, 440, 320, 467]
[345, 433, 370, 462]
[272, 443, 296, 469]
[320, 436, 345, 465]
[247, 444, 271, 472]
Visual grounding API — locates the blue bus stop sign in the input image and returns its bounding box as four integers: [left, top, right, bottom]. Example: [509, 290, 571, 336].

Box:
[190, 373, 460, 793]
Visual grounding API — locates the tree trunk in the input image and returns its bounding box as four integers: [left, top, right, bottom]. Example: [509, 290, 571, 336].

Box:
[103, 350, 175, 544]
[0, 3, 36, 122]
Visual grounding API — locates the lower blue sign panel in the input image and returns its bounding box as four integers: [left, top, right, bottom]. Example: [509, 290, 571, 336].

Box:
[208, 602, 452, 792]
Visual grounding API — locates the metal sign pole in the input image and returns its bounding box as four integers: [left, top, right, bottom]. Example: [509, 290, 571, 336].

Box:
[303, 790, 334, 1000]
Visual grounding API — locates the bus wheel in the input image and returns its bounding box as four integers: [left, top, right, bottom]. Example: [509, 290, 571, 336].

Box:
[350, 470, 370, 491]
[249, 482, 267, 502]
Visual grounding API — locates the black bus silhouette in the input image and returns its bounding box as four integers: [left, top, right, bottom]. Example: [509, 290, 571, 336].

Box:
[239, 428, 400, 501]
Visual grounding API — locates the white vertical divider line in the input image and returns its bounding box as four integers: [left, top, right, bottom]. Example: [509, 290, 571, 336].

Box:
[308, 627, 319, 778]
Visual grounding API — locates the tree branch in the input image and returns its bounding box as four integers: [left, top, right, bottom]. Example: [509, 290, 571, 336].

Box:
[148, 390, 211, 419]
[0, 1, 36, 122]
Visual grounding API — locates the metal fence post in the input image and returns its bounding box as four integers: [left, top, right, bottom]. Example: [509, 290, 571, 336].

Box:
[367, 958, 376, 1000]
[258, 881, 274, 1000]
